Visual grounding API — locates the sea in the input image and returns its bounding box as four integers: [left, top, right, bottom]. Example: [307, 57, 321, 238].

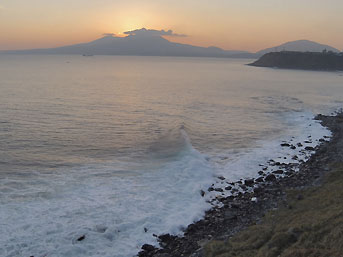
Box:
[0, 55, 342, 257]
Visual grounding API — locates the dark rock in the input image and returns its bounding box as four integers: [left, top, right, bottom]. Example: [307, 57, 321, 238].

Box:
[265, 174, 277, 181]
[305, 146, 315, 151]
[297, 143, 303, 147]
[200, 190, 205, 197]
[77, 235, 85, 241]
[187, 224, 197, 233]
[272, 170, 284, 175]
[214, 188, 224, 192]
[217, 176, 225, 180]
[281, 143, 291, 147]
[255, 177, 264, 183]
[158, 234, 178, 245]
[285, 171, 294, 176]
[225, 186, 232, 191]
[258, 171, 265, 175]
[292, 155, 298, 160]
[239, 184, 247, 191]
[142, 244, 157, 252]
[231, 188, 239, 193]
[244, 179, 254, 187]
[208, 187, 214, 192]
[290, 145, 296, 150]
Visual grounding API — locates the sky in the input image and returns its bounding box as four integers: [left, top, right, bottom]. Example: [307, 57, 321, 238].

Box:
[1, 0, 342, 52]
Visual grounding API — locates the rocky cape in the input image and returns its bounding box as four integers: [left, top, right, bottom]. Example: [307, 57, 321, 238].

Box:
[138, 112, 343, 257]
[249, 51, 343, 71]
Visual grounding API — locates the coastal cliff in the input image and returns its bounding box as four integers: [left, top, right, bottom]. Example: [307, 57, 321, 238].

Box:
[249, 51, 343, 71]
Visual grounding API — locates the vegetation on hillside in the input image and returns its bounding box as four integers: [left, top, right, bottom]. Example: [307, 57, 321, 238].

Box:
[205, 163, 343, 257]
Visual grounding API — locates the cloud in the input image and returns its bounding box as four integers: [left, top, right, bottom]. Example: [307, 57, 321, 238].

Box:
[103, 33, 116, 37]
[124, 28, 187, 37]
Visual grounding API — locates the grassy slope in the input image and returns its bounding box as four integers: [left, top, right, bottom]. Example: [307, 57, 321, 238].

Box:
[205, 164, 343, 257]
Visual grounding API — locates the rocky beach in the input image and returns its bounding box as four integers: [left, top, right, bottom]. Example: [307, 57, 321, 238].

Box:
[138, 112, 343, 257]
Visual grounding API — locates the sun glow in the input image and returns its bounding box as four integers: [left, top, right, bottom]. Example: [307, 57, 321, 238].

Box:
[115, 33, 127, 38]
[1, 0, 343, 51]
[120, 18, 145, 33]
[100, 3, 163, 38]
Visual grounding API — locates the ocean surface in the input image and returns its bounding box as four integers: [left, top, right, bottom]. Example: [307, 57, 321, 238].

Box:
[0, 55, 342, 257]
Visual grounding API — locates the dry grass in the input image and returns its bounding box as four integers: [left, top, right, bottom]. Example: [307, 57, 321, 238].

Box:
[204, 163, 343, 257]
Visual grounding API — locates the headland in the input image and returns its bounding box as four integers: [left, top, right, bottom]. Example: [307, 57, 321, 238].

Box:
[249, 51, 343, 71]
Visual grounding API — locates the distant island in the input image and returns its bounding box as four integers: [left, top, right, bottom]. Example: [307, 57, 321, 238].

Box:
[0, 28, 249, 58]
[0, 28, 341, 59]
[249, 51, 343, 71]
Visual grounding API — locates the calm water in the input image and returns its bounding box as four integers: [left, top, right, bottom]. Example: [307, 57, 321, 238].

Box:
[0, 55, 342, 257]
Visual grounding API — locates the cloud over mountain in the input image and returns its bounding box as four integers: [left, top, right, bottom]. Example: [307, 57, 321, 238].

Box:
[123, 28, 187, 37]
[102, 33, 116, 37]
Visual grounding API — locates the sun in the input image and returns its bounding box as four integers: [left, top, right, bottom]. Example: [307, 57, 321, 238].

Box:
[107, 17, 145, 37]
[121, 18, 144, 32]
[102, 4, 159, 37]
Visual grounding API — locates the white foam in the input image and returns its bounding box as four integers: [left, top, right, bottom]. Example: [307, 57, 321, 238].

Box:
[209, 111, 331, 198]
[0, 111, 332, 257]
[0, 131, 214, 257]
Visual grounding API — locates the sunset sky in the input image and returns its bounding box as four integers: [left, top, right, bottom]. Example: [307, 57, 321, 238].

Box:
[1, 0, 342, 52]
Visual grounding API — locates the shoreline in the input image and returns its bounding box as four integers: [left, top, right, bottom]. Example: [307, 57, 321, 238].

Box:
[138, 112, 343, 257]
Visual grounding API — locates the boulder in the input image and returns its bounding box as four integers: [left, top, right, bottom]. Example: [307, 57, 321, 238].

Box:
[265, 174, 277, 182]
[244, 179, 254, 187]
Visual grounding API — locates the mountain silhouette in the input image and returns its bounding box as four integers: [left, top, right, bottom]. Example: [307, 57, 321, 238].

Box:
[256, 40, 339, 56]
[2, 28, 248, 57]
[1, 29, 340, 59]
